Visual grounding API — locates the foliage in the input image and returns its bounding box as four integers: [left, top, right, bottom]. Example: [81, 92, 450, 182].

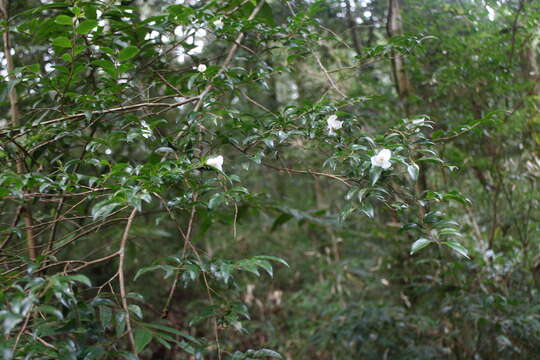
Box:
[0, 0, 539, 359]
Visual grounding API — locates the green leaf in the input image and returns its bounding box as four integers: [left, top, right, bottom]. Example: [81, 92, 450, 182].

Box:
[128, 304, 143, 320]
[443, 191, 472, 206]
[257, 3, 276, 26]
[418, 156, 444, 164]
[442, 240, 470, 259]
[143, 323, 200, 344]
[255, 259, 273, 277]
[61, 53, 72, 62]
[37, 305, 63, 320]
[77, 19, 98, 34]
[134, 328, 153, 353]
[118, 351, 138, 360]
[118, 46, 140, 62]
[410, 238, 431, 255]
[100, 306, 112, 329]
[254, 349, 283, 359]
[407, 163, 419, 181]
[115, 312, 126, 338]
[65, 274, 92, 287]
[85, 345, 106, 360]
[134, 264, 176, 280]
[91, 201, 120, 220]
[271, 213, 293, 232]
[54, 15, 73, 25]
[253, 255, 289, 267]
[369, 166, 383, 186]
[53, 36, 72, 48]
[438, 228, 463, 237]
[360, 202, 374, 218]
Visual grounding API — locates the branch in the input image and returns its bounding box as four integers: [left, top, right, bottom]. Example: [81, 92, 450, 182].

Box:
[118, 208, 138, 354]
[0, 97, 200, 139]
[314, 54, 347, 98]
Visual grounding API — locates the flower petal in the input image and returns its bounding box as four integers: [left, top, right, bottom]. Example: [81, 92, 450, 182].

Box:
[370, 155, 379, 167]
[378, 149, 391, 161]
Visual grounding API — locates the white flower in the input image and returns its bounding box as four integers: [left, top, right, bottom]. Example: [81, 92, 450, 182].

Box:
[326, 114, 343, 136]
[206, 155, 223, 171]
[213, 19, 224, 30]
[371, 149, 392, 169]
[197, 64, 207, 73]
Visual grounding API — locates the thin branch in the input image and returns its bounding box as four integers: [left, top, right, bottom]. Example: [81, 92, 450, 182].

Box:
[23, 331, 57, 350]
[0, 98, 200, 139]
[12, 307, 32, 353]
[263, 162, 353, 187]
[0, 205, 22, 251]
[3, 188, 110, 200]
[314, 54, 347, 98]
[118, 208, 138, 354]
[241, 90, 279, 117]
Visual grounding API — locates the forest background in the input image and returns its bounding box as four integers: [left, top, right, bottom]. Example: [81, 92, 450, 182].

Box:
[1, 0, 540, 359]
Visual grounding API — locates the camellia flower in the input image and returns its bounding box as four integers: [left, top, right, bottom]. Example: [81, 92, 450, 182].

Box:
[206, 155, 223, 171]
[197, 64, 207, 73]
[213, 19, 224, 30]
[326, 115, 343, 136]
[371, 149, 392, 169]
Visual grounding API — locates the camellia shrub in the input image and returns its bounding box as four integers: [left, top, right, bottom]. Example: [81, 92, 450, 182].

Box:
[4, 0, 538, 359]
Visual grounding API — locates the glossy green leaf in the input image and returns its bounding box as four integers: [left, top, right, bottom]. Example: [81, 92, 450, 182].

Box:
[77, 19, 98, 34]
[52, 36, 72, 48]
[134, 328, 153, 353]
[442, 240, 470, 259]
[410, 238, 431, 255]
[118, 46, 140, 62]
[54, 15, 73, 25]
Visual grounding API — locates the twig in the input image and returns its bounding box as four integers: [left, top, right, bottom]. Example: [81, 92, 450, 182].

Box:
[241, 90, 279, 117]
[23, 331, 57, 350]
[263, 162, 353, 187]
[3, 98, 199, 135]
[3, 188, 111, 200]
[314, 54, 347, 98]
[0, 205, 22, 252]
[12, 308, 32, 353]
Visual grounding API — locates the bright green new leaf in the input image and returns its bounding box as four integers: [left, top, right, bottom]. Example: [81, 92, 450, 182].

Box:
[54, 14, 72, 25]
[118, 46, 140, 62]
[52, 36, 72, 48]
[77, 19, 98, 34]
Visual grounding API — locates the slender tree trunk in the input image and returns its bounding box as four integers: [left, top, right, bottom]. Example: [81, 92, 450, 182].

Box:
[344, 0, 362, 56]
[386, 0, 429, 208]
[387, 0, 412, 114]
[1, 0, 36, 260]
[522, 37, 540, 98]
